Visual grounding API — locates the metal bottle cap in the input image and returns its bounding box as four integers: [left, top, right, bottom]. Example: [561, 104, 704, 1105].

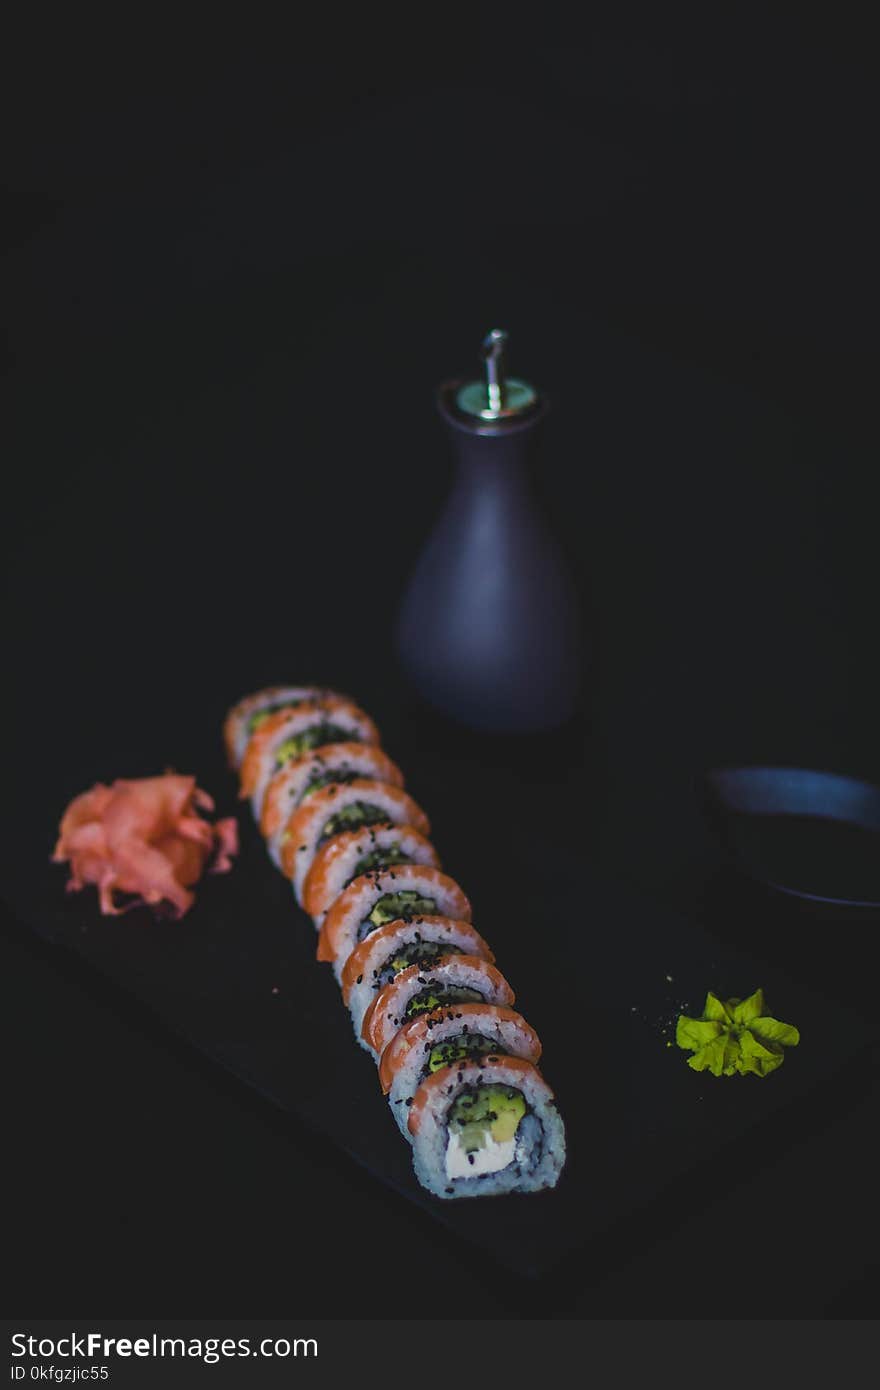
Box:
[454, 329, 539, 421]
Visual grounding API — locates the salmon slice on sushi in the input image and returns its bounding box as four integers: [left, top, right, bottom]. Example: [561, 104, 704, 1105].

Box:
[260, 743, 404, 865]
[341, 916, 495, 1045]
[224, 686, 335, 769]
[361, 954, 514, 1059]
[303, 823, 440, 926]
[380, 1004, 543, 1134]
[279, 779, 430, 907]
[239, 697, 379, 818]
[317, 866, 472, 981]
[407, 1056, 566, 1199]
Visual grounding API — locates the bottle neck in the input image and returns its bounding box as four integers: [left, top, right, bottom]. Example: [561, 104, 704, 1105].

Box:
[450, 431, 533, 499]
[437, 380, 547, 501]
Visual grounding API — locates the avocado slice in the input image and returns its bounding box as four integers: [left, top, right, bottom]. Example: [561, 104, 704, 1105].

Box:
[379, 940, 461, 985]
[351, 845, 408, 878]
[318, 801, 386, 844]
[273, 723, 355, 770]
[366, 891, 436, 931]
[447, 1083, 527, 1154]
[300, 769, 357, 800]
[247, 699, 302, 733]
[403, 984, 484, 1019]
[426, 1033, 505, 1075]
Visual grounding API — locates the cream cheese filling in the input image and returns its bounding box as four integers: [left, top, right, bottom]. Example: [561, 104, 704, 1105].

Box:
[445, 1131, 516, 1180]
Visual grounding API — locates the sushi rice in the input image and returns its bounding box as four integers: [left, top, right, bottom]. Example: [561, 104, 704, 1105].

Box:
[317, 865, 473, 982]
[381, 1003, 543, 1136]
[342, 915, 495, 1046]
[261, 743, 404, 866]
[303, 823, 440, 927]
[280, 778, 430, 907]
[223, 685, 333, 769]
[239, 696, 379, 819]
[360, 953, 515, 1058]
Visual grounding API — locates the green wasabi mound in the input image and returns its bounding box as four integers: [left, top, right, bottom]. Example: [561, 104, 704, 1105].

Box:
[676, 988, 800, 1077]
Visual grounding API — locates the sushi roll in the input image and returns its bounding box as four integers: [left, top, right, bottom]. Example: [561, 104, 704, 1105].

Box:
[239, 697, 380, 819]
[280, 780, 431, 907]
[260, 743, 404, 866]
[341, 915, 495, 1045]
[223, 685, 333, 768]
[317, 866, 472, 981]
[221, 682, 568, 1199]
[303, 824, 440, 926]
[360, 954, 515, 1059]
[407, 1057, 566, 1199]
[380, 1003, 543, 1135]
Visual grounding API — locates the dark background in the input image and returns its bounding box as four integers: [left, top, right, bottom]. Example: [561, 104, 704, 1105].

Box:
[2, 10, 878, 1316]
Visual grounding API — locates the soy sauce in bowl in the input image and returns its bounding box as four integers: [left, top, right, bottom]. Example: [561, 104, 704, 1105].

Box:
[703, 767, 880, 910]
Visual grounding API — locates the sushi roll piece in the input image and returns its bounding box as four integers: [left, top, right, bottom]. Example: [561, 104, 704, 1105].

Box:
[280, 780, 431, 907]
[407, 1056, 566, 1199]
[361, 954, 515, 1059]
[260, 743, 404, 866]
[239, 697, 379, 819]
[380, 1003, 543, 1135]
[341, 915, 495, 1045]
[317, 866, 472, 981]
[303, 823, 440, 926]
[223, 685, 333, 768]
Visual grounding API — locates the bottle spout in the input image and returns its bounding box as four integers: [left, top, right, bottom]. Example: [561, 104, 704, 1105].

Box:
[453, 329, 540, 423]
[480, 328, 508, 415]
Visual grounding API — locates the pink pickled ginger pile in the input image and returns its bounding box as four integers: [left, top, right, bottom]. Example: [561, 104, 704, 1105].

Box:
[52, 774, 238, 918]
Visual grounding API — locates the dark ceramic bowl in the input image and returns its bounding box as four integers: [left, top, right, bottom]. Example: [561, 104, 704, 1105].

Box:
[702, 766, 880, 911]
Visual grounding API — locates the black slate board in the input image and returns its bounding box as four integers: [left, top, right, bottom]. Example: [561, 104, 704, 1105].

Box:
[4, 738, 875, 1280]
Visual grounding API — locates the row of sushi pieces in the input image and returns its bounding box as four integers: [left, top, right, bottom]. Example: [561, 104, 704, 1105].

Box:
[224, 685, 566, 1199]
